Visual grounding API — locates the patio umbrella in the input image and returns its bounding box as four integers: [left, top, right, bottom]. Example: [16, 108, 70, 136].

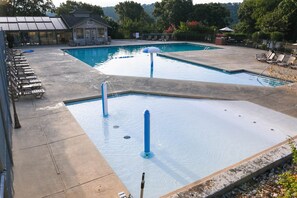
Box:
[142, 47, 161, 78]
[219, 27, 234, 32]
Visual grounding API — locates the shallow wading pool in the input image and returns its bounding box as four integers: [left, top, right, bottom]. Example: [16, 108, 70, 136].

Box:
[66, 94, 297, 197]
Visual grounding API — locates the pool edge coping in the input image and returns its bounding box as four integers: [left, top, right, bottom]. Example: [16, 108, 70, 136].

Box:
[162, 136, 297, 198]
[63, 90, 234, 104]
[158, 53, 294, 85]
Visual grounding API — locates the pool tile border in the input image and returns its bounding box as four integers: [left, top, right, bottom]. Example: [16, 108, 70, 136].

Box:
[162, 136, 297, 197]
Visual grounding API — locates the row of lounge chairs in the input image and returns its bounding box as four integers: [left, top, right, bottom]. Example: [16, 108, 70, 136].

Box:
[6, 49, 45, 100]
[256, 50, 297, 69]
[145, 35, 171, 41]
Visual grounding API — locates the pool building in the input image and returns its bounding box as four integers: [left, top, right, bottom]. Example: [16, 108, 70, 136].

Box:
[0, 9, 109, 46]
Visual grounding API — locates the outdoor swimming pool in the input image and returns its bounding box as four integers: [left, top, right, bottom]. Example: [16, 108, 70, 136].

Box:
[65, 43, 289, 87]
[66, 94, 297, 197]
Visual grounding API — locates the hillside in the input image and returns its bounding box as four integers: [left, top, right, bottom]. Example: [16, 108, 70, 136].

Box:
[103, 6, 118, 21]
[103, 4, 155, 21]
[223, 3, 240, 26]
[103, 3, 239, 26]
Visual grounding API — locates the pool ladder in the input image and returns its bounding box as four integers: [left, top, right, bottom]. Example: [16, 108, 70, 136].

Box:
[256, 64, 271, 87]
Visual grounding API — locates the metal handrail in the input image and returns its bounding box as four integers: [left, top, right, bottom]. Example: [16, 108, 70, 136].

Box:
[0, 170, 5, 198]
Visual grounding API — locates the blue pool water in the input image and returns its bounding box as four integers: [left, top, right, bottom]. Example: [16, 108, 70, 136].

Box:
[66, 94, 297, 197]
[65, 43, 289, 87]
[66, 43, 217, 66]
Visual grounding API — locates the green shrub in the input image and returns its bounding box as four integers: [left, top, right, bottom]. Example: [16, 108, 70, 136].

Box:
[278, 139, 297, 198]
[251, 31, 269, 42]
[173, 31, 214, 42]
[258, 32, 270, 40]
[271, 31, 284, 41]
[252, 31, 270, 41]
[224, 33, 247, 42]
[179, 22, 189, 32]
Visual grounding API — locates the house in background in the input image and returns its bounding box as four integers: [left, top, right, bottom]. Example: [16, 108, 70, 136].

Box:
[0, 16, 70, 46]
[0, 9, 110, 46]
[61, 10, 110, 46]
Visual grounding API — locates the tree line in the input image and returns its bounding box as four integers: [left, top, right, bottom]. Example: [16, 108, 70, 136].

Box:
[0, 0, 231, 39]
[0, 0, 296, 42]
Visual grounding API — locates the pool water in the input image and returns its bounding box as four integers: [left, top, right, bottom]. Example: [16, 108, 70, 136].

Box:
[65, 43, 289, 87]
[66, 94, 297, 197]
[66, 43, 217, 66]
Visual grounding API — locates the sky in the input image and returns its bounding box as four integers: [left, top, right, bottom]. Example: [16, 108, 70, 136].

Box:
[53, 0, 243, 7]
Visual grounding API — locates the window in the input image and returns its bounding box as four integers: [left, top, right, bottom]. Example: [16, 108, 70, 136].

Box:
[28, 32, 39, 45]
[50, 18, 66, 30]
[85, 29, 90, 39]
[39, 32, 48, 45]
[0, 23, 9, 31]
[47, 32, 56, 44]
[27, 23, 37, 30]
[76, 28, 84, 39]
[97, 28, 105, 38]
[36, 23, 46, 30]
[87, 20, 93, 25]
[18, 23, 28, 30]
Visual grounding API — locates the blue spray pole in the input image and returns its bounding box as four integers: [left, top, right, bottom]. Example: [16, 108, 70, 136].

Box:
[144, 110, 150, 153]
[141, 110, 153, 158]
[101, 82, 108, 117]
[150, 53, 154, 78]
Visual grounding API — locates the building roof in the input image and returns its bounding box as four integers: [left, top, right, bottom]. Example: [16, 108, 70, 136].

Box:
[69, 9, 93, 15]
[61, 14, 109, 28]
[0, 16, 67, 31]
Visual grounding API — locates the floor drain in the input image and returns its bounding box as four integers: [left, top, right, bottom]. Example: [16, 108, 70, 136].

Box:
[270, 129, 274, 131]
[113, 125, 119, 129]
[124, 136, 131, 139]
[224, 109, 227, 111]
[253, 121, 256, 123]
[238, 115, 241, 117]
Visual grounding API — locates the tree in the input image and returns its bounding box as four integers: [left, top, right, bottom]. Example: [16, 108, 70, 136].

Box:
[0, 0, 13, 16]
[279, 0, 297, 42]
[223, 3, 241, 25]
[154, 0, 193, 30]
[115, 1, 145, 21]
[237, 0, 297, 41]
[56, 0, 103, 16]
[270, 0, 297, 41]
[103, 16, 123, 39]
[115, 1, 154, 38]
[0, 0, 55, 16]
[236, 0, 257, 34]
[189, 3, 230, 28]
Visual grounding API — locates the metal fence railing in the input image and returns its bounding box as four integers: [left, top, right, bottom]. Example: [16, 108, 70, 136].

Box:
[0, 29, 14, 198]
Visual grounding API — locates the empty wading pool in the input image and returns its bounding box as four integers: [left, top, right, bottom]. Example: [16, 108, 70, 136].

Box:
[66, 94, 297, 197]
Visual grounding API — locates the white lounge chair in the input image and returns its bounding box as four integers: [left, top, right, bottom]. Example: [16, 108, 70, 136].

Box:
[256, 50, 273, 61]
[267, 54, 285, 64]
[278, 56, 296, 67]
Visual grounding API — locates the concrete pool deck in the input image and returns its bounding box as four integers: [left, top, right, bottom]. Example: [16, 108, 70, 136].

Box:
[12, 40, 297, 197]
